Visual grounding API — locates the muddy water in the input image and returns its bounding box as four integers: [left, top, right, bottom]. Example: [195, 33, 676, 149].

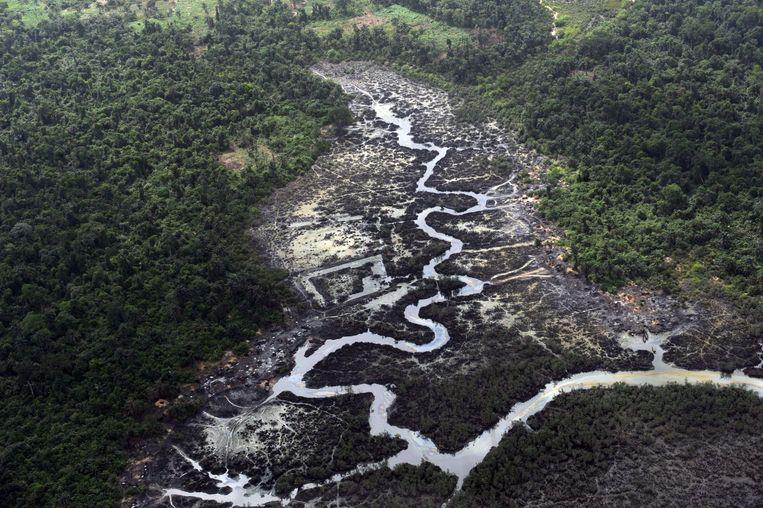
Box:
[163, 71, 763, 506]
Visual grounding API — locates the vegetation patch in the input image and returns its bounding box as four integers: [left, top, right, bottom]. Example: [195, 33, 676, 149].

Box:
[139, 0, 212, 34]
[545, 0, 630, 41]
[455, 384, 763, 506]
[5, 0, 215, 34]
[306, 0, 472, 49]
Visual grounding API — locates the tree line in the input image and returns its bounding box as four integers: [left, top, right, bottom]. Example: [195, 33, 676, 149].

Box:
[0, 2, 350, 505]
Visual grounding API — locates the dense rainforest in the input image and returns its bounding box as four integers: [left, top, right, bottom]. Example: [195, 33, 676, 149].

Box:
[0, 3, 349, 505]
[481, 0, 762, 304]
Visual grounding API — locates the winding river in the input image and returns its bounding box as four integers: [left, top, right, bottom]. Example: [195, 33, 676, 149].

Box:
[164, 73, 763, 507]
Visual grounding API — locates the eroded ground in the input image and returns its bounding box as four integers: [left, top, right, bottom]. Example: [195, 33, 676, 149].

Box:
[131, 62, 763, 507]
